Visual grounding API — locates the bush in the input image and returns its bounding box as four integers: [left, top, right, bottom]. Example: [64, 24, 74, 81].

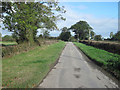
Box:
[2, 42, 38, 57]
[2, 35, 15, 42]
[2, 40, 59, 57]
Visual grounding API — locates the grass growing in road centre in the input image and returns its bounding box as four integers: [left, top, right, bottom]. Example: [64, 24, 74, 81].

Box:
[74, 42, 120, 79]
[2, 41, 65, 88]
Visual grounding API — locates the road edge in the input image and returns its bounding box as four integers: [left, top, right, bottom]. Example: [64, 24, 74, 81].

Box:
[34, 42, 67, 88]
[73, 42, 120, 88]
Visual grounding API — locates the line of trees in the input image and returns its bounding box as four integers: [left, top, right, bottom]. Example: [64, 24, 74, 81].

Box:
[59, 20, 120, 42]
[109, 31, 120, 41]
[1, 2, 66, 45]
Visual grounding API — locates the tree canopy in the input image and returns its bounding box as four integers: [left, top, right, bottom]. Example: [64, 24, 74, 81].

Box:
[111, 31, 120, 41]
[59, 27, 71, 41]
[2, 2, 66, 44]
[69, 21, 93, 40]
[94, 35, 102, 41]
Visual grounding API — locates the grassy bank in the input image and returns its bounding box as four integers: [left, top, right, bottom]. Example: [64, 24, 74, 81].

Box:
[74, 42, 120, 79]
[2, 41, 65, 88]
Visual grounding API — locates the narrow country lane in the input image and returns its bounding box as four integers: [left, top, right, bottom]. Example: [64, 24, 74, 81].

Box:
[38, 42, 119, 88]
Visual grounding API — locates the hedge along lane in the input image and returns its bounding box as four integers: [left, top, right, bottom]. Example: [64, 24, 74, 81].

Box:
[74, 42, 120, 80]
[2, 41, 66, 88]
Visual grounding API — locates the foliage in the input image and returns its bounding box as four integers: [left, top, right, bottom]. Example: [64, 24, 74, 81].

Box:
[0, 33, 1, 41]
[2, 2, 66, 44]
[43, 30, 50, 38]
[74, 42, 120, 79]
[79, 40, 120, 55]
[59, 27, 71, 41]
[2, 35, 15, 42]
[69, 21, 93, 40]
[110, 32, 113, 39]
[94, 35, 102, 41]
[70, 36, 77, 42]
[111, 31, 120, 41]
[90, 31, 95, 40]
[3, 41, 65, 88]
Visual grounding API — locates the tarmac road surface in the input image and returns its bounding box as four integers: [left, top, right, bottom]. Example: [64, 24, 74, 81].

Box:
[38, 42, 119, 88]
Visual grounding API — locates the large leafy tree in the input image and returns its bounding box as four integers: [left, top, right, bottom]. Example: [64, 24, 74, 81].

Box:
[69, 21, 93, 41]
[2, 2, 65, 44]
[59, 27, 71, 41]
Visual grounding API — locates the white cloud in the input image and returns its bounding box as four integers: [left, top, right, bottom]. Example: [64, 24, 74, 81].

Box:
[56, 5, 118, 38]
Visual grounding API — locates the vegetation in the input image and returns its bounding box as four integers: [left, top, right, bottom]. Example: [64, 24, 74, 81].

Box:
[94, 35, 102, 41]
[0, 33, 1, 41]
[69, 21, 94, 41]
[0, 41, 17, 46]
[2, 35, 15, 42]
[110, 32, 113, 39]
[74, 42, 120, 79]
[2, 40, 58, 57]
[2, 41, 65, 88]
[43, 30, 50, 38]
[79, 40, 120, 55]
[111, 31, 120, 41]
[2, 2, 65, 44]
[59, 27, 71, 41]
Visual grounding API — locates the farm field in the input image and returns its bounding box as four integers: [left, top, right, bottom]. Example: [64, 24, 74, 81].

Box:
[2, 41, 65, 88]
[0, 41, 17, 46]
[74, 42, 120, 79]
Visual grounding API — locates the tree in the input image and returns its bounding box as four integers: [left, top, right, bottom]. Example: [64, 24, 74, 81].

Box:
[94, 35, 102, 41]
[90, 31, 95, 40]
[0, 33, 1, 38]
[111, 31, 120, 41]
[69, 21, 93, 41]
[43, 30, 50, 38]
[110, 32, 113, 39]
[59, 27, 71, 41]
[2, 2, 66, 45]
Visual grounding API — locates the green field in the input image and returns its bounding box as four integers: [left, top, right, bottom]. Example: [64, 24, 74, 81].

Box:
[0, 41, 17, 46]
[2, 41, 65, 88]
[74, 42, 120, 79]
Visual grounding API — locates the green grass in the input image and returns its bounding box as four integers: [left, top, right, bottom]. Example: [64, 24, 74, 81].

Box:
[74, 42, 120, 79]
[0, 41, 17, 46]
[2, 41, 65, 88]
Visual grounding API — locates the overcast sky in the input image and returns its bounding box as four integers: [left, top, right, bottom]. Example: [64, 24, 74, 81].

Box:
[1, 1, 119, 38]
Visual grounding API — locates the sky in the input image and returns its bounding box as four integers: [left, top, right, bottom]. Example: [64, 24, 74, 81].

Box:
[50, 2, 118, 38]
[1, 1, 119, 38]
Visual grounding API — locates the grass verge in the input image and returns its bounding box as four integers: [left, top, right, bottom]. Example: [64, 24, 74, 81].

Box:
[74, 42, 120, 80]
[2, 41, 65, 88]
